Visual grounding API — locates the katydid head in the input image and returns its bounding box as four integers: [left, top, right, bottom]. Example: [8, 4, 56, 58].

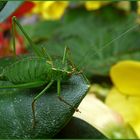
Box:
[50, 46, 81, 81]
[50, 58, 75, 81]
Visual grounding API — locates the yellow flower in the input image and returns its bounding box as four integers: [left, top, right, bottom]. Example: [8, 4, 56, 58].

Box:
[110, 60, 140, 95]
[85, 1, 108, 11]
[32, 1, 69, 20]
[106, 60, 140, 137]
[74, 94, 138, 138]
[42, 1, 69, 20]
[32, 1, 42, 14]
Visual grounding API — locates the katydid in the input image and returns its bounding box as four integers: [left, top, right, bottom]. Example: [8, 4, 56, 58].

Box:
[0, 16, 80, 128]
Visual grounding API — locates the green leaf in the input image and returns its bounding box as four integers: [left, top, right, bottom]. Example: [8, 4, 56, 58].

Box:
[54, 117, 107, 139]
[23, 20, 61, 42]
[24, 6, 140, 78]
[0, 1, 23, 22]
[0, 57, 89, 138]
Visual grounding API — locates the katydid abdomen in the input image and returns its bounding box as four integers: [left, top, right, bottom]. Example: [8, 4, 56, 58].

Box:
[1, 57, 52, 85]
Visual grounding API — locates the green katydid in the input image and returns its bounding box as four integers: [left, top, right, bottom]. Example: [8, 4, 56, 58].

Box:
[0, 16, 80, 128]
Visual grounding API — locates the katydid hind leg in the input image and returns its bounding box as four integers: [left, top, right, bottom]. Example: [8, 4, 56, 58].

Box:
[31, 80, 54, 128]
[12, 16, 17, 56]
[12, 16, 43, 57]
[57, 80, 80, 113]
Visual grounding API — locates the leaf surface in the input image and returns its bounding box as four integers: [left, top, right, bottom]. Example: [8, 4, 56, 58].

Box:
[0, 57, 89, 138]
[0, 75, 89, 138]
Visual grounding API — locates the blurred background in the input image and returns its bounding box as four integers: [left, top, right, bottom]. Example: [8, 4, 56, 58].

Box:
[1, 1, 140, 139]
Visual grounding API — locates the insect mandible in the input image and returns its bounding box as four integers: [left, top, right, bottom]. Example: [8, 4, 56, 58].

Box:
[0, 16, 80, 127]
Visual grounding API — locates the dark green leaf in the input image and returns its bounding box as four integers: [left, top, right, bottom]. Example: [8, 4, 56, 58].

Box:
[54, 117, 107, 139]
[0, 1, 23, 22]
[0, 57, 89, 138]
[23, 21, 61, 42]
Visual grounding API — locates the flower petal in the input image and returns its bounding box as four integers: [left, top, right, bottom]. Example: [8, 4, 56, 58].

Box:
[85, 1, 109, 11]
[110, 60, 140, 95]
[42, 1, 69, 20]
[106, 87, 140, 137]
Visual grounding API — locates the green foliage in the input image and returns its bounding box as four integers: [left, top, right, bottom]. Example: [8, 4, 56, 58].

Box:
[0, 57, 89, 138]
[24, 6, 140, 78]
[0, 1, 23, 22]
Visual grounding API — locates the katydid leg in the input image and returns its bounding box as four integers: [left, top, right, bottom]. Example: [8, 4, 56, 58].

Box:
[62, 47, 68, 64]
[0, 81, 46, 89]
[12, 17, 16, 56]
[57, 80, 80, 112]
[62, 46, 77, 71]
[32, 80, 54, 128]
[12, 16, 42, 57]
[65, 47, 84, 74]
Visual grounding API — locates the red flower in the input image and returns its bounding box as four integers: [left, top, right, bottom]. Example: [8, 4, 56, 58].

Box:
[7, 1, 35, 23]
[0, 1, 35, 57]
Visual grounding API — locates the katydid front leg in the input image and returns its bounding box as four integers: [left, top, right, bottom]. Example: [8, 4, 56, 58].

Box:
[62, 46, 77, 72]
